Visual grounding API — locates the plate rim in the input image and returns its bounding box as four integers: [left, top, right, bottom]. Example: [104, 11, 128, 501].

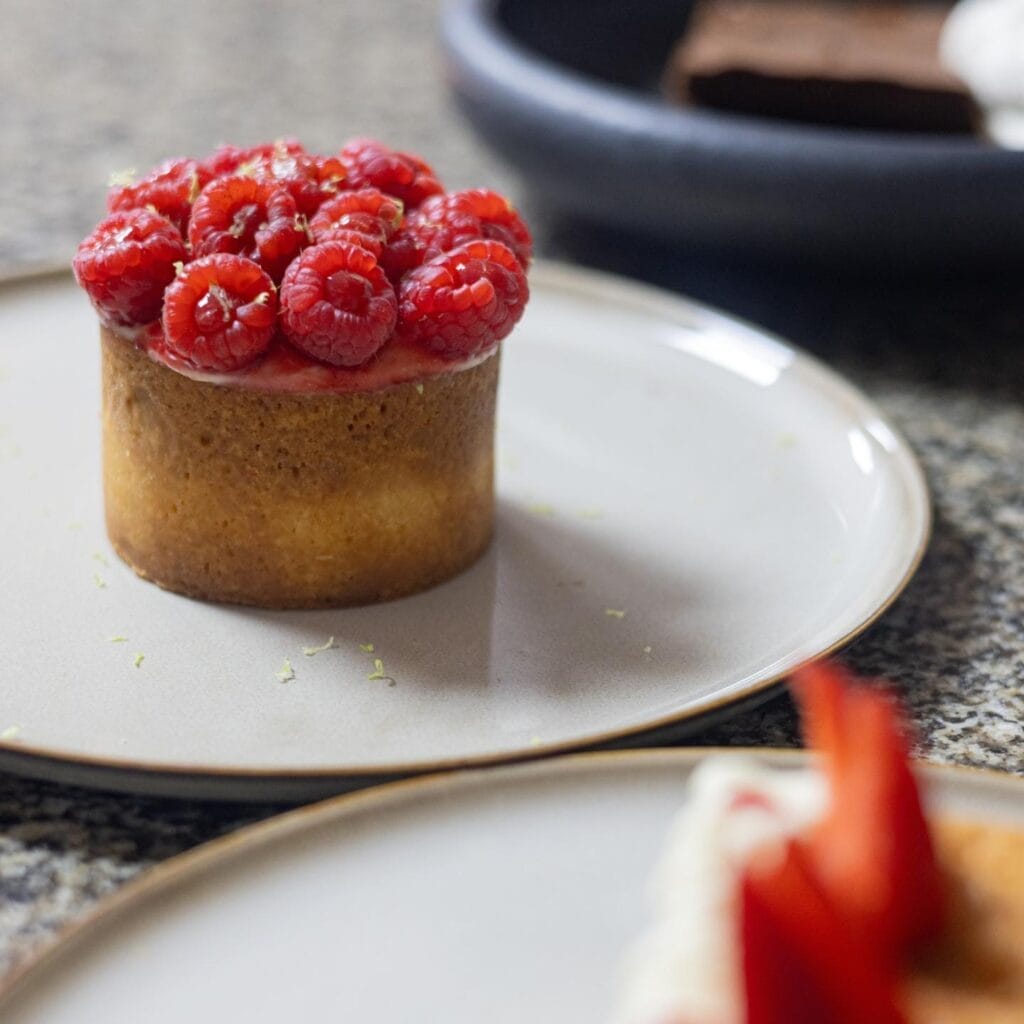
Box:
[0, 747, 1020, 1011]
[0, 261, 930, 792]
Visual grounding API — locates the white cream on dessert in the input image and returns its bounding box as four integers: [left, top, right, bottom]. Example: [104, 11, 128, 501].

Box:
[610, 758, 826, 1024]
[940, 0, 1024, 147]
[137, 323, 495, 394]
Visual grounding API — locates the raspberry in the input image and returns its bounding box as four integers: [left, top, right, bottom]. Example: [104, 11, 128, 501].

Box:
[398, 239, 528, 358]
[107, 158, 210, 236]
[340, 138, 442, 210]
[162, 254, 277, 372]
[412, 190, 532, 266]
[73, 209, 187, 331]
[382, 189, 532, 284]
[198, 138, 306, 180]
[309, 188, 404, 256]
[279, 241, 397, 367]
[241, 149, 329, 219]
[188, 176, 308, 282]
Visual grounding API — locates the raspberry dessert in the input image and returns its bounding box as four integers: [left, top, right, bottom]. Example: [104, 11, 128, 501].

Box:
[613, 663, 1024, 1024]
[75, 138, 531, 608]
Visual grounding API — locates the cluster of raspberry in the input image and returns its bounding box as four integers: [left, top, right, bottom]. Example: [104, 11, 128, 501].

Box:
[74, 138, 532, 371]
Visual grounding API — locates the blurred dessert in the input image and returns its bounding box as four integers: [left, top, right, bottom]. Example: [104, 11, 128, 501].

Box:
[613, 663, 1024, 1023]
[665, 0, 980, 133]
[941, 0, 1024, 146]
[74, 139, 532, 608]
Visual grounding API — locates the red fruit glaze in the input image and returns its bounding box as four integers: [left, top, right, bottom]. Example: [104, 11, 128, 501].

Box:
[188, 176, 308, 283]
[162, 254, 277, 372]
[309, 188, 404, 255]
[107, 158, 210, 236]
[398, 239, 528, 358]
[340, 138, 442, 209]
[279, 241, 398, 367]
[73, 209, 187, 331]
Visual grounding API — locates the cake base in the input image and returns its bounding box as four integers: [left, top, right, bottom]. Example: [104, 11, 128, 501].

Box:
[101, 328, 498, 608]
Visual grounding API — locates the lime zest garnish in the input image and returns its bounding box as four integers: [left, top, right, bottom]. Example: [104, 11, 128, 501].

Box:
[604, 608, 626, 619]
[0, 724, 22, 741]
[359, 643, 375, 654]
[302, 636, 337, 657]
[92, 551, 110, 567]
[107, 167, 137, 188]
[94, 573, 108, 589]
[578, 507, 604, 520]
[109, 635, 128, 644]
[276, 658, 296, 683]
[367, 658, 395, 685]
[526, 503, 555, 517]
[133, 653, 145, 668]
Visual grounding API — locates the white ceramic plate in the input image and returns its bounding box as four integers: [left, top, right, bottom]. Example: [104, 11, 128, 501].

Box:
[0, 265, 928, 798]
[0, 750, 1020, 1023]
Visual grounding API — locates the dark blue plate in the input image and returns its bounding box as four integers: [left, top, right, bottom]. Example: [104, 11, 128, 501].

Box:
[441, 0, 1024, 268]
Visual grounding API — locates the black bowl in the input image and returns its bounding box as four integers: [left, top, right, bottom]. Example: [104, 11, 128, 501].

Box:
[441, 0, 1024, 269]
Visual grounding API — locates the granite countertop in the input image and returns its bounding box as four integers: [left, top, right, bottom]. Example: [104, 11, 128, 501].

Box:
[2, 0, 1022, 987]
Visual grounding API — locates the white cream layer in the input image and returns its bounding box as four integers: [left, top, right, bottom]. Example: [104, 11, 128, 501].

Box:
[610, 757, 826, 1024]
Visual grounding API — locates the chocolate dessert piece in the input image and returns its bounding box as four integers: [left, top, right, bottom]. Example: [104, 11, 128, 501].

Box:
[666, 0, 980, 133]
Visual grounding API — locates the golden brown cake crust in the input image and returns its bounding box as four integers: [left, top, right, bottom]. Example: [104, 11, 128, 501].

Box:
[906, 818, 1024, 1023]
[101, 328, 498, 608]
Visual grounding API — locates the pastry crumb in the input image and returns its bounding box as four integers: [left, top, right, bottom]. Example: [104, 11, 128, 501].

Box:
[275, 658, 295, 683]
[302, 636, 337, 657]
[415, 383, 424, 395]
[643, 644, 653, 656]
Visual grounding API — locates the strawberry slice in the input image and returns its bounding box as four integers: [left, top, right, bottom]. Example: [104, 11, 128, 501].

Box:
[792, 663, 946, 961]
[741, 839, 906, 1024]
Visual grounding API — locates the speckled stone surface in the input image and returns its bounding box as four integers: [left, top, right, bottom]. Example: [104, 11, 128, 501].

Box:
[2, 0, 1022, 990]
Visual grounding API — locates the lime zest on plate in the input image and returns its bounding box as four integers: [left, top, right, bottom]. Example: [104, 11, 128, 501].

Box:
[302, 636, 337, 657]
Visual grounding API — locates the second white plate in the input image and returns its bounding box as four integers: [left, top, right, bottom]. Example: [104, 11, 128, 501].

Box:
[1, 752, 1020, 1023]
[0, 264, 928, 798]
